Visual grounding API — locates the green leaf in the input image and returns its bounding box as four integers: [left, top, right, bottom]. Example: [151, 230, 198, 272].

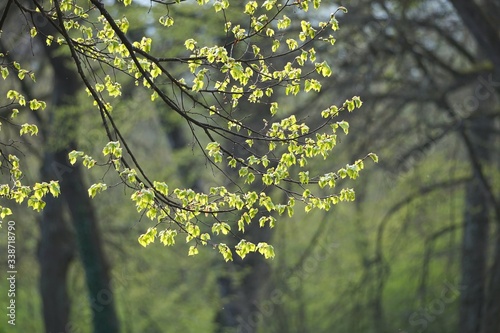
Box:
[299, 171, 309, 184]
[272, 40, 280, 52]
[102, 141, 122, 158]
[245, 1, 258, 15]
[28, 197, 46, 212]
[29, 99, 46, 110]
[321, 61, 332, 77]
[184, 39, 197, 51]
[286, 39, 298, 50]
[1, 66, 8, 79]
[138, 227, 157, 247]
[236, 239, 256, 259]
[0, 206, 12, 219]
[262, 0, 277, 10]
[218, 243, 233, 262]
[88, 183, 107, 198]
[353, 96, 363, 108]
[270, 102, 279, 116]
[206, 142, 222, 163]
[159, 15, 174, 27]
[159, 230, 177, 246]
[369, 153, 379, 163]
[48, 181, 60, 197]
[337, 121, 349, 134]
[344, 99, 355, 112]
[188, 246, 199, 256]
[68, 150, 84, 165]
[153, 181, 169, 196]
[20, 124, 38, 136]
[338, 6, 348, 13]
[257, 242, 275, 259]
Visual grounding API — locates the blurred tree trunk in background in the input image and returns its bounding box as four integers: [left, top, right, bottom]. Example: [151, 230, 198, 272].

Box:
[59, 148, 121, 333]
[210, 101, 270, 329]
[215, 225, 272, 333]
[0, 6, 78, 331]
[3, 0, 500, 331]
[459, 114, 492, 333]
[37, 14, 121, 333]
[37, 41, 81, 333]
[0, 9, 78, 331]
[449, 2, 500, 333]
[38, 164, 76, 333]
[304, 0, 500, 331]
[157, 98, 273, 333]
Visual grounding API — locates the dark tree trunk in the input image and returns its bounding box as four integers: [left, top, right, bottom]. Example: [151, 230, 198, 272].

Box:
[157, 93, 274, 333]
[35, 13, 81, 332]
[215, 224, 273, 333]
[36, 12, 120, 333]
[449, 2, 500, 333]
[449, 0, 500, 70]
[38, 161, 76, 333]
[214, 101, 274, 333]
[0, 6, 78, 332]
[458, 114, 494, 333]
[57, 148, 121, 333]
[459, 167, 489, 333]
[482, 231, 500, 333]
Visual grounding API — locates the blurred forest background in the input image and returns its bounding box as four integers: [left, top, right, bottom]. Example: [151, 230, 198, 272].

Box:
[0, 0, 499, 333]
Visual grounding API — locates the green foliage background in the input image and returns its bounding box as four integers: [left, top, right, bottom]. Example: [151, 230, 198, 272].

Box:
[1, 0, 498, 332]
